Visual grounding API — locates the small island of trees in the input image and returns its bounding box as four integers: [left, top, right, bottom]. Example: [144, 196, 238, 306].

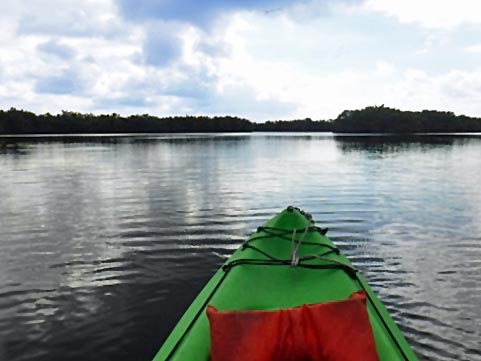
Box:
[1, 105, 481, 134]
[332, 105, 481, 133]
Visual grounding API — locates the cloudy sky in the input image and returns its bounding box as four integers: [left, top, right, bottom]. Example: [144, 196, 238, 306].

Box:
[2, 0, 481, 121]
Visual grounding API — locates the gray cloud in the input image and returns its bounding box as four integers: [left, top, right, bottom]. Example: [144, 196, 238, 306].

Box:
[142, 23, 184, 66]
[35, 69, 83, 94]
[95, 96, 154, 109]
[86, 61, 296, 120]
[37, 40, 76, 60]
[197, 39, 229, 58]
[20, 15, 95, 37]
[122, 0, 353, 70]
[115, 0, 361, 27]
[116, 0, 299, 27]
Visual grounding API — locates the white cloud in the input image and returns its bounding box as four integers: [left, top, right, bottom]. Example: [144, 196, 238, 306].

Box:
[380, 68, 481, 116]
[17, 0, 123, 37]
[1, 0, 481, 121]
[364, 0, 481, 28]
[465, 44, 481, 53]
[212, 11, 402, 119]
[210, 7, 481, 119]
[376, 61, 396, 76]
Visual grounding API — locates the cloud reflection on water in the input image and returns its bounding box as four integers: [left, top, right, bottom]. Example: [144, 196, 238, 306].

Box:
[1, 133, 481, 360]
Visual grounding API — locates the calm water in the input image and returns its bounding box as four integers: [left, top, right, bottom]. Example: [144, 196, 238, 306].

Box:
[1, 133, 481, 361]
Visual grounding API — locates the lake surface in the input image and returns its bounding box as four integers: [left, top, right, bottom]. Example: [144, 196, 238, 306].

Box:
[1, 133, 481, 361]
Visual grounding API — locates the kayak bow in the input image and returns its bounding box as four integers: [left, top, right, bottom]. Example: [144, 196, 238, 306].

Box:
[153, 207, 417, 360]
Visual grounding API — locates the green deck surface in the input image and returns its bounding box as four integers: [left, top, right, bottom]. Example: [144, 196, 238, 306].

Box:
[153, 208, 417, 360]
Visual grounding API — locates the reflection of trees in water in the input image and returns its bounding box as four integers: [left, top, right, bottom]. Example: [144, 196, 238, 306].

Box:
[0, 140, 29, 156]
[2, 133, 481, 360]
[148, 134, 250, 145]
[1, 137, 241, 361]
[0, 136, 125, 157]
[334, 135, 481, 154]
[0, 135, 253, 158]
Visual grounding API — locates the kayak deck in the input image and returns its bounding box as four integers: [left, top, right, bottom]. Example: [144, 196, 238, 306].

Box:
[153, 207, 417, 360]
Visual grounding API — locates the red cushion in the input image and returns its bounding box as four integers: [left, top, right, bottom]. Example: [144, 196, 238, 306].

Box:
[207, 291, 379, 361]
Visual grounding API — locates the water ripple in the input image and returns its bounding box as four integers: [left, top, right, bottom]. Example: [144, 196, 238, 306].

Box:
[1, 134, 481, 360]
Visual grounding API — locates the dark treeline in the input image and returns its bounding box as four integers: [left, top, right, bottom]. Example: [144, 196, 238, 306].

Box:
[256, 118, 331, 131]
[0, 109, 254, 134]
[333, 105, 481, 133]
[2, 106, 481, 134]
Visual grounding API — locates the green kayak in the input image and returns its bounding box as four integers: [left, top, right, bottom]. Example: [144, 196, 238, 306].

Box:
[153, 207, 417, 360]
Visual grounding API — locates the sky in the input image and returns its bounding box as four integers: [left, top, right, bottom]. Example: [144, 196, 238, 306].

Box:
[2, 0, 481, 121]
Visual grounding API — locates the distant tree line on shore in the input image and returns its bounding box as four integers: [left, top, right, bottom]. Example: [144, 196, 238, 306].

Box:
[0, 109, 253, 134]
[256, 118, 331, 131]
[333, 105, 481, 133]
[1, 106, 481, 134]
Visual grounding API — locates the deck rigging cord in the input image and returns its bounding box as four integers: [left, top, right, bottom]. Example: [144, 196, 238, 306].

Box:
[291, 213, 318, 266]
[220, 212, 410, 361]
[223, 221, 353, 276]
[164, 207, 410, 361]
